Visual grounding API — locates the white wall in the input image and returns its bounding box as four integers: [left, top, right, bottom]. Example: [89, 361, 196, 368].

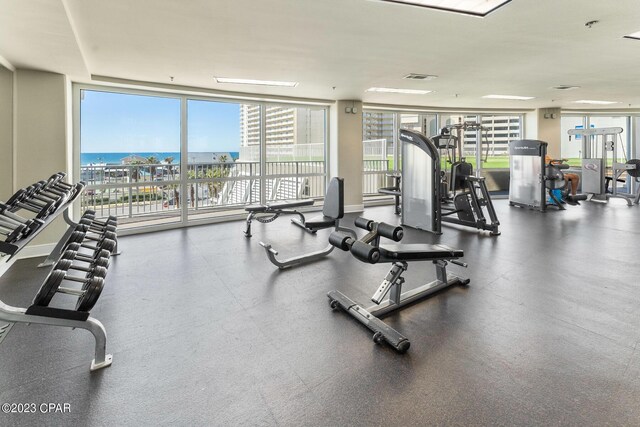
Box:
[14, 69, 69, 249]
[0, 65, 12, 200]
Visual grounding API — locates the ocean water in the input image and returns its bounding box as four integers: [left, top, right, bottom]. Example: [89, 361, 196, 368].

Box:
[81, 152, 239, 165]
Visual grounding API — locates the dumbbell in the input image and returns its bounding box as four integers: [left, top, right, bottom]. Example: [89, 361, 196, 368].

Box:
[64, 242, 112, 262]
[60, 249, 110, 269]
[33, 268, 105, 310]
[0, 222, 26, 243]
[81, 212, 117, 228]
[53, 258, 108, 280]
[78, 217, 117, 234]
[36, 179, 69, 199]
[5, 189, 56, 219]
[67, 231, 117, 253]
[31, 182, 69, 209]
[0, 207, 44, 237]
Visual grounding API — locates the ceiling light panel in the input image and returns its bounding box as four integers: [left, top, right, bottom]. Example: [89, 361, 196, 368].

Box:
[482, 94, 535, 100]
[215, 77, 298, 87]
[376, 0, 512, 17]
[573, 100, 619, 105]
[366, 87, 432, 94]
[624, 31, 640, 40]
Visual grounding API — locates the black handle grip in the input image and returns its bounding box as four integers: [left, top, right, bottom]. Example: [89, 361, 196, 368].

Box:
[350, 241, 380, 264]
[354, 217, 374, 231]
[376, 222, 404, 242]
[329, 231, 354, 251]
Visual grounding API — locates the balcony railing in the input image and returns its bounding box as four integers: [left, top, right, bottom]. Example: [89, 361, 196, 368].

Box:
[80, 160, 326, 226]
[363, 159, 391, 196]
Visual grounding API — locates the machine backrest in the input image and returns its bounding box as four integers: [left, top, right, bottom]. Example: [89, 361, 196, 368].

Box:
[322, 177, 344, 220]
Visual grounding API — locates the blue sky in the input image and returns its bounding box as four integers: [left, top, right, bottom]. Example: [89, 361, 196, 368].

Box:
[81, 90, 240, 153]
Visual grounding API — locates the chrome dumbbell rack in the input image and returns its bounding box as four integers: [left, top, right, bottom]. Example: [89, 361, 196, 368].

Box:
[0, 179, 114, 371]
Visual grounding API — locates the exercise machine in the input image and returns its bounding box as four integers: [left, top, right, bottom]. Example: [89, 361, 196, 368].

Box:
[377, 173, 401, 215]
[259, 177, 356, 269]
[567, 127, 640, 205]
[509, 139, 591, 211]
[244, 199, 315, 237]
[327, 217, 469, 352]
[399, 129, 500, 235]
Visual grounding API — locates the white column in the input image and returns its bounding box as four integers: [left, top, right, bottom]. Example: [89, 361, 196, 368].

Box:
[525, 108, 561, 157]
[330, 100, 363, 212]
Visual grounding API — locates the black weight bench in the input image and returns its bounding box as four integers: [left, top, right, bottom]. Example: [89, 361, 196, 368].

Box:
[259, 177, 356, 269]
[244, 199, 315, 237]
[327, 217, 469, 353]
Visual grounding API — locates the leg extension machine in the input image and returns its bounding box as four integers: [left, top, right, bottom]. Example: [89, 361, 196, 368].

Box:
[327, 217, 469, 352]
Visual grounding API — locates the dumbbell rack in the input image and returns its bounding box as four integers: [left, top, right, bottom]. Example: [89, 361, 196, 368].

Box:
[0, 177, 114, 371]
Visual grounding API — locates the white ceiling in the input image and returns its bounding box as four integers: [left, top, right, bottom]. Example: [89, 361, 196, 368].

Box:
[1, 0, 640, 109]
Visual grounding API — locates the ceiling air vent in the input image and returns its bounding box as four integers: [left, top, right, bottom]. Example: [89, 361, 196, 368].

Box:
[552, 85, 580, 90]
[404, 74, 438, 80]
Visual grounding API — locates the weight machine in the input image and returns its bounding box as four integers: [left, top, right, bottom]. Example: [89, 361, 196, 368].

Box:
[399, 129, 500, 235]
[567, 127, 640, 205]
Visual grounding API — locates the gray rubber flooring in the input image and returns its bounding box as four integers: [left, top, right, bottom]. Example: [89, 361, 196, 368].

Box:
[0, 200, 639, 426]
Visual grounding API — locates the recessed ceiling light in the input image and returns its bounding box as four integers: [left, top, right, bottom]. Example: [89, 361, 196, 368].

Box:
[624, 31, 640, 40]
[482, 94, 535, 100]
[366, 87, 433, 94]
[573, 100, 619, 105]
[215, 77, 298, 87]
[404, 73, 438, 80]
[373, 0, 511, 17]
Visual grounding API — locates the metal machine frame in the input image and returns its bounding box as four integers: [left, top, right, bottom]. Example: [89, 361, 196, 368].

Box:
[399, 129, 500, 235]
[567, 127, 638, 205]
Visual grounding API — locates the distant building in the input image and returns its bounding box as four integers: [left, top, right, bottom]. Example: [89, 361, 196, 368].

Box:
[239, 106, 325, 161]
[120, 154, 149, 164]
[187, 152, 235, 164]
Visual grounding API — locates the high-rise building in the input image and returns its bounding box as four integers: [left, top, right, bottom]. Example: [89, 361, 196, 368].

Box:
[239, 105, 325, 161]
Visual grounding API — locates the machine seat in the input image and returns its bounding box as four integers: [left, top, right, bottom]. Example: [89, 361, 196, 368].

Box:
[303, 216, 337, 230]
[379, 244, 464, 261]
[245, 199, 314, 212]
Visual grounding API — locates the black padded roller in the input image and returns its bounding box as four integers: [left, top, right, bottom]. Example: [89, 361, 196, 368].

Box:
[350, 241, 380, 264]
[354, 217, 374, 231]
[329, 231, 354, 251]
[376, 222, 404, 242]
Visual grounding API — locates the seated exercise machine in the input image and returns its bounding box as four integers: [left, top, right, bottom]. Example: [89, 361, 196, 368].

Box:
[399, 129, 500, 235]
[327, 217, 469, 352]
[377, 173, 401, 215]
[509, 139, 589, 211]
[244, 199, 315, 237]
[567, 127, 639, 206]
[259, 177, 356, 269]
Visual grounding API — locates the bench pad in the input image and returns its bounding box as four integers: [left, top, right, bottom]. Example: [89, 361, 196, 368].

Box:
[303, 215, 337, 230]
[245, 199, 314, 212]
[379, 243, 463, 261]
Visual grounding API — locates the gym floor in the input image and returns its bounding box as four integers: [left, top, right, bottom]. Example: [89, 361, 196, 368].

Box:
[1, 200, 639, 426]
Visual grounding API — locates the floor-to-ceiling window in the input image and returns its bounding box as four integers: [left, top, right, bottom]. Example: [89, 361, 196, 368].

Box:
[362, 111, 396, 196]
[361, 109, 522, 201]
[79, 90, 182, 227]
[264, 105, 327, 201]
[77, 87, 328, 230]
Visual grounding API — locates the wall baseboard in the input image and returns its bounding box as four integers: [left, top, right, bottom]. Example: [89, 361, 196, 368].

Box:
[344, 204, 364, 213]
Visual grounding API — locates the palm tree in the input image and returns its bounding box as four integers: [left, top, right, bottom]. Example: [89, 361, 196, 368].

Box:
[147, 155, 159, 181]
[130, 160, 145, 182]
[163, 156, 179, 208]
